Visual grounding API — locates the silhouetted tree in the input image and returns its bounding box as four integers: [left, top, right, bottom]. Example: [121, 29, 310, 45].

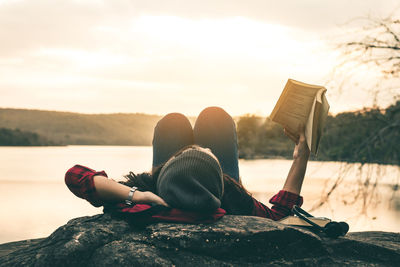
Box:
[314, 14, 400, 214]
[237, 114, 262, 158]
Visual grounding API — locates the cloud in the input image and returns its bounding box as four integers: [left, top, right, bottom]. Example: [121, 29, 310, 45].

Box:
[1, 0, 398, 57]
[0, 0, 399, 115]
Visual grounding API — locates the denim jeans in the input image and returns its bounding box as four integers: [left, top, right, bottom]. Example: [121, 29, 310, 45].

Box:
[152, 107, 240, 181]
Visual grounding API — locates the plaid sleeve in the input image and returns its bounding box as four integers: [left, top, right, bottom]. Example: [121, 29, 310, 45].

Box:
[252, 190, 303, 221]
[64, 164, 108, 207]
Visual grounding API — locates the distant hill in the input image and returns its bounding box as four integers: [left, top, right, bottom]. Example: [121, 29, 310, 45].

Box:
[0, 127, 57, 146]
[2, 104, 398, 165]
[0, 109, 165, 145]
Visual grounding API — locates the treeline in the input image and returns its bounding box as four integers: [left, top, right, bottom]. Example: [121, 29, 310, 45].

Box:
[237, 101, 400, 165]
[0, 109, 164, 146]
[0, 128, 57, 146]
[1, 104, 398, 165]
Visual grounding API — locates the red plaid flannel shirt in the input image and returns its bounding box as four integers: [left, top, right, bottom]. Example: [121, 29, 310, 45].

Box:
[65, 165, 303, 224]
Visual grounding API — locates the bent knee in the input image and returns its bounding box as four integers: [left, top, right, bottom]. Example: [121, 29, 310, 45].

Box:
[197, 107, 234, 125]
[156, 112, 191, 128]
[198, 106, 231, 118]
[161, 112, 188, 121]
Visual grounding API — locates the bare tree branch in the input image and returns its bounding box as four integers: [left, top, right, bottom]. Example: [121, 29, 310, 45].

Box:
[313, 14, 400, 216]
[345, 42, 400, 50]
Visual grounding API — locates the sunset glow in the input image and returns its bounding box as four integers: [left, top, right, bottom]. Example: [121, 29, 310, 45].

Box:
[0, 0, 398, 116]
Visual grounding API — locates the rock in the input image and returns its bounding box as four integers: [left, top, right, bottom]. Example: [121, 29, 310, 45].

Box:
[0, 238, 44, 258]
[0, 214, 399, 266]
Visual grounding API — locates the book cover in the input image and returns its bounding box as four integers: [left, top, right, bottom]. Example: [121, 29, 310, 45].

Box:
[279, 215, 331, 227]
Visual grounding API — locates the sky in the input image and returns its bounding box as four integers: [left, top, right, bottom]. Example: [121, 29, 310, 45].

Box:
[0, 0, 399, 116]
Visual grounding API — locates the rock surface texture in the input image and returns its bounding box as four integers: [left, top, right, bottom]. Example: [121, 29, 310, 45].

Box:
[0, 214, 399, 266]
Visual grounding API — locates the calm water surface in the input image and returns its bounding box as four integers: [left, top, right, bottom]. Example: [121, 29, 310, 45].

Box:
[0, 146, 399, 244]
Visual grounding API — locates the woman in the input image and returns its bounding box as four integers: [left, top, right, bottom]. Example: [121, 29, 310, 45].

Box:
[65, 107, 309, 223]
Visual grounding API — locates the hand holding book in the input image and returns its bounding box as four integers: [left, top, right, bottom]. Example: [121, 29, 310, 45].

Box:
[285, 125, 310, 160]
[270, 79, 330, 154]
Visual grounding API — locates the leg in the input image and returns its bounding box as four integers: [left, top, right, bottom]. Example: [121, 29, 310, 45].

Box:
[152, 113, 194, 168]
[193, 107, 240, 181]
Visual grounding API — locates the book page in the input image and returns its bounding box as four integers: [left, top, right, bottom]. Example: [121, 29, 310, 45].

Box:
[270, 79, 328, 148]
[272, 81, 321, 137]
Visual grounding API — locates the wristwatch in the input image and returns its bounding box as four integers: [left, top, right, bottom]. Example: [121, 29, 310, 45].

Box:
[125, 186, 138, 206]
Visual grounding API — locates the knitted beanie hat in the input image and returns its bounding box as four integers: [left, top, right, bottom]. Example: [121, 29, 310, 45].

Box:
[156, 148, 224, 213]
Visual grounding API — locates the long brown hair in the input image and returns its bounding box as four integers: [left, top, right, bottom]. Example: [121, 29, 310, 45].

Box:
[120, 147, 255, 215]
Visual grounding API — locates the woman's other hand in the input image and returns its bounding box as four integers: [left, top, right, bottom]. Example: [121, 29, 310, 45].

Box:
[135, 191, 169, 207]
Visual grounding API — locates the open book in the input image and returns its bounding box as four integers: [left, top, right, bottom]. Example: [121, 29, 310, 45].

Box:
[270, 79, 330, 154]
[279, 215, 331, 227]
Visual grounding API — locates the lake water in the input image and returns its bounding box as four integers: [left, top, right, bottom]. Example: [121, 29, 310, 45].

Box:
[0, 146, 399, 244]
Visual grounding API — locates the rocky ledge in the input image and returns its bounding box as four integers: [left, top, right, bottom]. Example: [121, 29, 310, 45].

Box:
[0, 214, 399, 266]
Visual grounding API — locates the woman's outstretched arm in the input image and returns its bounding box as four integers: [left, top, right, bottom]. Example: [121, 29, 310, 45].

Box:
[93, 175, 168, 206]
[65, 165, 168, 207]
[282, 129, 310, 195]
